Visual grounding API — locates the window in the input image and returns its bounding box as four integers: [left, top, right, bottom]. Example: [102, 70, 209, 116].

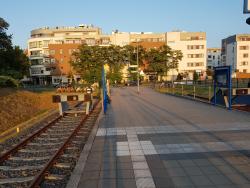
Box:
[187, 63, 194, 67]
[195, 62, 204, 66]
[60, 58, 64, 63]
[29, 42, 37, 49]
[240, 46, 249, 50]
[86, 38, 96, 45]
[191, 36, 199, 40]
[38, 41, 42, 48]
[187, 62, 204, 67]
[188, 54, 204, 58]
[51, 58, 55, 63]
[30, 59, 42, 65]
[60, 49, 63, 54]
[44, 50, 49, 56]
[30, 50, 41, 56]
[44, 58, 50, 64]
[50, 50, 55, 55]
[187, 45, 204, 50]
[43, 40, 50, 47]
[152, 38, 158, 42]
[240, 61, 248, 66]
[208, 55, 212, 58]
[54, 78, 61, 83]
[243, 53, 248, 58]
[239, 37, 250, 41]
[31, 67, 43, 74]
[55, 40, 64, 44]
[243, 69, 247, 73]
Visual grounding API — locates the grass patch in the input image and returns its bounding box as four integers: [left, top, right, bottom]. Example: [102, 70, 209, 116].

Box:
[0, 88, 57, 132]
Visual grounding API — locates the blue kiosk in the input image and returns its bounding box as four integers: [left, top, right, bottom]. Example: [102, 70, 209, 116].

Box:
[213, 66, 232, 110]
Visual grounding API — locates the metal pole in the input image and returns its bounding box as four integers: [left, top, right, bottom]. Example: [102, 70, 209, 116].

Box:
[194, 86, 196, 99]
[182, 85, 184, 96]
[208, 86, 211, 103]
[137, 41, 140, 94]
[213, 77, 216, 106]
[228, 66, 232, 110]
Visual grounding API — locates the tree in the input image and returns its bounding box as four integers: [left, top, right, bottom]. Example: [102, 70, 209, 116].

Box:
[145, 45, 183, 80]
[0, 17, 12, 50]
[123, 45, 146, 82]
[206, 68, 214, 80]
[105, 45, 127, 84]
[176, 73, 183, 81]
[193, 70, 199, 82]
[71, 45, 128, 85]
[0, 17, 29, 80]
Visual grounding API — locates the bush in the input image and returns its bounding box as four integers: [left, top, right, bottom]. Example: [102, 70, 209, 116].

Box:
[0, 76, 19, 88]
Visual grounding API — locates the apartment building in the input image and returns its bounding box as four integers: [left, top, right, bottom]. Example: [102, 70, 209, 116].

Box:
[27, 24, 209, 84]
[221, 34, 250, 75]
[207, 48, 221, 69]
[110, 31, 130, 46]
[165, 32, 207, 80]
[27, 24, 103, 85]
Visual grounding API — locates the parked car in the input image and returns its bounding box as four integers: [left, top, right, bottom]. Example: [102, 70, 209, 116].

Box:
[53, 83, 69, 88]
[126, 81, 137, 86]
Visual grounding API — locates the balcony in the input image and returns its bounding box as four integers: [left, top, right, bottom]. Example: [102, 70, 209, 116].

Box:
[30, 65, 52, 76]
[29, 53, 49, 59]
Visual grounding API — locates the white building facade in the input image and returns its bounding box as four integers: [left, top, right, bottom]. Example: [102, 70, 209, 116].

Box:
[221, 34, 250, 75]
[166, 32, 207, 80]
[207, 48, 221, 69]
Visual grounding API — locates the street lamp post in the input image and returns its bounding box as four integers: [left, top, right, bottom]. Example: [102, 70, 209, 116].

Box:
[60, 66, 63, 84]
[136, 41, 140, 94]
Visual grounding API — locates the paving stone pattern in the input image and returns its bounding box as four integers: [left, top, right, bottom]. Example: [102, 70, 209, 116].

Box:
[78, 87, 250, 188]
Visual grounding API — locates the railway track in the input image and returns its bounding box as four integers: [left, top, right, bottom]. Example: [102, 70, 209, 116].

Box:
[0, 100, 101, 188]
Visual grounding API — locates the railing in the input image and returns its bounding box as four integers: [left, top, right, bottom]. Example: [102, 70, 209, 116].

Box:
[156, 82, 212, 102]
[155, 79, 250, 103]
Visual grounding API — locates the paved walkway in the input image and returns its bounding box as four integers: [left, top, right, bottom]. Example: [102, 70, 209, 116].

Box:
[75, 87, 250, 188]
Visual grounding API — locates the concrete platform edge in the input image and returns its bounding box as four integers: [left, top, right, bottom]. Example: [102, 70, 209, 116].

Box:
[66, 103, 103, 188]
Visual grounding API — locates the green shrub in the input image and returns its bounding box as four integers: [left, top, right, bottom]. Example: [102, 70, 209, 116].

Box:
[0, 76, 19, 88]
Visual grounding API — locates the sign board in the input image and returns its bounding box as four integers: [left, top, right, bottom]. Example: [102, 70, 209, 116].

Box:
[52, 94, 89, 103]
[129, 65, 138, 68]
[213, 66, 232, 110]
[102, 66, 108, 114]
[244, 0, 250, 13]
[214, 67, 230, 88]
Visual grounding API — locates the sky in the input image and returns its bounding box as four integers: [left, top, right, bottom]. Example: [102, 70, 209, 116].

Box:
[1, 0, 250, 49]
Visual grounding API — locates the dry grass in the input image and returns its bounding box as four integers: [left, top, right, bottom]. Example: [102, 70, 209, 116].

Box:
[0, 88, 57, 132]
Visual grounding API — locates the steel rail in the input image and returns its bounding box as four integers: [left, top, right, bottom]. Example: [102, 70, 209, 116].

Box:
[0, 115, 62, 164]
[28, 100, 100, 188]
[0, 101, 84, 163]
